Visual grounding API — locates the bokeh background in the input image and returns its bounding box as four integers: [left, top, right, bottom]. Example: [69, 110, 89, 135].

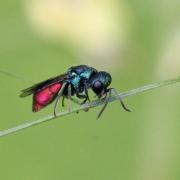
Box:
[0, 0, 180, 180]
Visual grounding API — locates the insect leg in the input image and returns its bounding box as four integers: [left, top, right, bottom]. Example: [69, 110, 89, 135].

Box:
[82, 85, 91, 111]
[82, 84, 90, 104]
[67, 84, 72, 112]
[76, 92, 90, 104]
[63, 96, 82, 105]
[77, 92, 90, 111]
[62, 96, 65, 107]
[110, 88, 131, 112]
[62, 95, 82, 107]
[69, 97, 82, 114]
[76, 93, 87, 99]
[53, 82, 67, 117]
[61, 95, 82, 113]
[96, 90, 111, 120]
[76, 90, 91, 112]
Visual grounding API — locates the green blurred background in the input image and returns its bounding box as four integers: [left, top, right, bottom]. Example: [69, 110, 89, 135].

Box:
[0, 0, 180, 180]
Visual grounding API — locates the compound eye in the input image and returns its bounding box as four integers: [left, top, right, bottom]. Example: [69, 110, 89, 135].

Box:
[92, 81, 104, 96]
[94, 81, 102, 89]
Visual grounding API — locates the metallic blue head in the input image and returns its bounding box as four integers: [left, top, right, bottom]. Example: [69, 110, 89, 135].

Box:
[89, 71, 112, 97]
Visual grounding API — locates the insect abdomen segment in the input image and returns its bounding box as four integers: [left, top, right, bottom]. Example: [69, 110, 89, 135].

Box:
[33, 83, 63, 112]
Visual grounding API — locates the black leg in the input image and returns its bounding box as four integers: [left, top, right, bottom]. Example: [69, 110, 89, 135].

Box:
[76, 87, 90, 105]
[62, 96, 65, 107]
[85, 84, 90, 101]
[110, 88, 131, 112]
[76, 87, 90, 112]
[96, 90, 110, 120]
[82, 85, 90, 104]
[54, 83, 67, 117]
[76, 93, 87, 99]
[82, 85, 91, 111]
[76, 93, 89, 112]
[81, 98, 88, 104]
[67, 84, 72, 112]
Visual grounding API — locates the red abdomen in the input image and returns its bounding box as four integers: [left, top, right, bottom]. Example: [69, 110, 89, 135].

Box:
[33, 83, 63, 112]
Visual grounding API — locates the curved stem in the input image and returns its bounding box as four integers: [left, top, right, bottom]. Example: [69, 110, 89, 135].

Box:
[0, 76, 180, 137]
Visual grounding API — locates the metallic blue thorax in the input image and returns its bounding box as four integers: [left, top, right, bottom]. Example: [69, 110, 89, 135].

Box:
[66, 65, 97, 90]
[70, 75, 81, 88]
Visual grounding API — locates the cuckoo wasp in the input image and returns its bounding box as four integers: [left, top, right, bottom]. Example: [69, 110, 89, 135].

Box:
[20, 65, 130, 119]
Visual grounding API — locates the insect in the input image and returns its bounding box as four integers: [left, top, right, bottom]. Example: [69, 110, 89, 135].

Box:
[20, 65, 130, 119]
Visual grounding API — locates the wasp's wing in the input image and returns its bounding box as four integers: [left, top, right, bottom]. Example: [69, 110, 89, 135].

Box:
[20, 73, 68, 97]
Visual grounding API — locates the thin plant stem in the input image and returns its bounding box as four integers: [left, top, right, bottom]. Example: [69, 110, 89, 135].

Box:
[0, 69, 33, 84]
[0, 76, 180, 137]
